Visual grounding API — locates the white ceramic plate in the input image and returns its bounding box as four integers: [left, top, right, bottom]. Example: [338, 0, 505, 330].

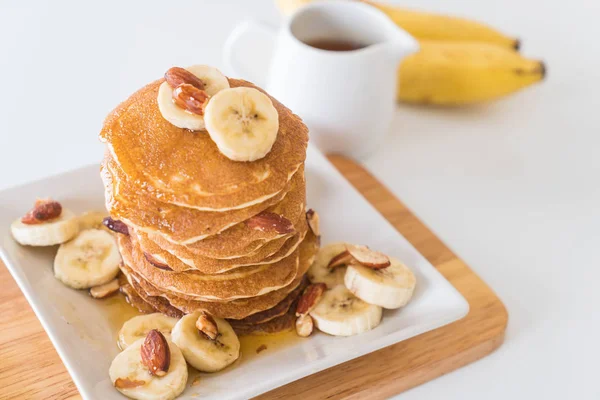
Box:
[0, 145, 468, 400]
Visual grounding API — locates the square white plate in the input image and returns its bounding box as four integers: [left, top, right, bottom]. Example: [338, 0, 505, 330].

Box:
[0, 145, 468, 400]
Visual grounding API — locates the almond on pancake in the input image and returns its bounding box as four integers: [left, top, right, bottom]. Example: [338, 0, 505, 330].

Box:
[102, 158, 303, 244]
[100, 79, 308, 211]
[143, 169, 306, 254]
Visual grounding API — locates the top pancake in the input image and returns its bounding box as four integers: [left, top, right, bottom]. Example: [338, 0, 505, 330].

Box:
[100, 78, 309, 211]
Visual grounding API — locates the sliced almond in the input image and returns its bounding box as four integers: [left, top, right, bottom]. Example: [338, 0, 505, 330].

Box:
[346, 244, 391, 269]
[143, 252, 173, 271]
[295, 315, 314, 337]
[306, 209, 320, 237]
[196, 312, 218, 340]
[245, 211, 295, 235]
[140, 329, 170, 377]
[102, 217, 129, 235]
[21, 199, 62, 225]
[172, 83, 209, 115]
[327, 250, 354, 269]
[296, 283, 327, 317]
[114, 377, 146, 389]
[89, 278, 120, 299]
[165, 67, 205, 90]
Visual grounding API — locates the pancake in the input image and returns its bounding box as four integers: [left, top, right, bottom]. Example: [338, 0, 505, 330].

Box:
[102, 157, 304, 244]
[230, 304, 297, 336]
[135, 224, 307, 274]
[120, 234, 301, 301]
[120, 271, 184, 318]
[231, 277, 308, 325]
[119, 231, 318, 320]
[144, 171, 307, 257]
[100, 79, 308, 211]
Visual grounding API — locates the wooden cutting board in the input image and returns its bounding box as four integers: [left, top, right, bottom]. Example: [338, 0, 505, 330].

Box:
[0, 156, 507, 400]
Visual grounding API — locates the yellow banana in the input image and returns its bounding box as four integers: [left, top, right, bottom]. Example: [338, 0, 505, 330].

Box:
[274, 0, 519, 49]
[365, 1, 519, 50]
[398, 41, 545, 105]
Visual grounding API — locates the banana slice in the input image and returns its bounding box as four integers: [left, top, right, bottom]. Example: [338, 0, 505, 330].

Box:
[204, 87, 279, 162]
[307, 243, 350, 288]
[109, 336, 188, 400]
[157, 65, 229, 130]
[310, 285, 382, 337]
[78, 210, 110, 231]
[171, 312, 240, 372]
[119, 313, 180, 350]
[10, 208, 78, 246]
[54, 229, 121, 289]
[344, 257, 416, 309]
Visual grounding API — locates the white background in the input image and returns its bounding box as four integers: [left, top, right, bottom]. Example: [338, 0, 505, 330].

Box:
[0, 0, 598, 399]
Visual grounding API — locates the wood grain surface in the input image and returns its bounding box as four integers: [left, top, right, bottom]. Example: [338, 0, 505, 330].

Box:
[0, 156, 507, 400]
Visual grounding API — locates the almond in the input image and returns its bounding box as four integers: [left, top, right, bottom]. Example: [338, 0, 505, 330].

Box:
[21, 199, 62, 225]
[346, 244, 391, 269]
[245, 211, 295, 235]
[305, 209, 320, 237]
[89, 278, 120, 299]
[114, 377, 146, 389]
[172, 83, 209, 115]
[296, 283, 326, 317]
[102, 217, 129, 235]
[196, 312, 218, 340]
[165, 67, 205, 90]
[140, 330, 170, 377]
[327, 250, 354, 269]
[295, 315, 314, 337]
[143, 252, 173, 271]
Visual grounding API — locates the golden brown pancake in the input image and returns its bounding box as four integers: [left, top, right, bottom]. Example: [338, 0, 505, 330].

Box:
[134, 217, 307, 274]
[230, 277, 308, 325]
[230, 304, 297, 335]
[100, 79, 308, 211]
[143, 170, 307, 256]
[120, 270, 184, 318]
[118, 231, 318, 320]
[120, 234, 301, 301]
[102, 156, 304, 244]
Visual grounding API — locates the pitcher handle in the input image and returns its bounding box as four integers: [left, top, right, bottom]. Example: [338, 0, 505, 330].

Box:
[223, 20, 277, 87]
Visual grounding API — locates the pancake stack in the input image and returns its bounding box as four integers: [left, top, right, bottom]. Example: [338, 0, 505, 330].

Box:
[99, 74, 317, 334]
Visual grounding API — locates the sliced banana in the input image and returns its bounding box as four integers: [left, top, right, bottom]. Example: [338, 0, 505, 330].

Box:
[157, 65, 229, 130]
[54, 229, 121, 289]
[171, 312, 240, 372]
[119, 313, 180, 350]
[310, 285, 382, 337]
[204, 87, 279, 162]
[78, 210, 109, 231]
[307, 243, 349, 288]
[345, 257, 416, 309]
[109, 337, 188, 400]
[10, 208, 79, 246]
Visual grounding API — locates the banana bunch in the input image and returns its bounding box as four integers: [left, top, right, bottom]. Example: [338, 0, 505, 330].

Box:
[275, 0, 545, 105]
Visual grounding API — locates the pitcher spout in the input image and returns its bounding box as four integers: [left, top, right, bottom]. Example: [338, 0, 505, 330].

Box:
[387, 29, 420, 62]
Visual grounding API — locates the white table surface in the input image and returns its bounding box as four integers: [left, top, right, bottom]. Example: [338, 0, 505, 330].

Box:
[0, 0, 598, 399]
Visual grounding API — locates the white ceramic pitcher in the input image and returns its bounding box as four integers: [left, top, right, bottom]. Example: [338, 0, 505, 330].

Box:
[224, 0, 418, 160]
